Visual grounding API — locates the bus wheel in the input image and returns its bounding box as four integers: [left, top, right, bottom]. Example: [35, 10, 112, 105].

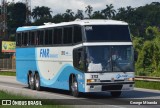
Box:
[35, 73, 41, 91]
[70, 77, 79, 97]
[28, 73, 35, 90]
[110, 91, 121, 97]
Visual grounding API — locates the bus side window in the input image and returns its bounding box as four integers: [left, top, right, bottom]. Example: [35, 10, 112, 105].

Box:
[16, 33, 22, 46]
[54, 28, 62, 44]
[37, 31, 40, 45]
[34, 31, 38, 45]
[63, 27, 73, 44]
[21, 32, 28, 46]
[29, 32, 35, 45]
[21, 33, 24, 46]
[45, 29, 53, 45]
[24, 32, 28, 46]
[73, 48, 84, 71]
[36, 30, 44, 45]
[48, 29, 53, 44]
[45, 30, 49, 45]
[73, 26, 82, 44]
[28, 32, 31, 45]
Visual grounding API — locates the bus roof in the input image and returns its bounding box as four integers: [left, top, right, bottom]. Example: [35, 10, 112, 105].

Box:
[16, 19, 128, 32]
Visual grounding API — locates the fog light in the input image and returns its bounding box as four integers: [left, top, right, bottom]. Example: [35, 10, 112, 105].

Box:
[87, 79, 94, 83]
[128, 78, 134, 81]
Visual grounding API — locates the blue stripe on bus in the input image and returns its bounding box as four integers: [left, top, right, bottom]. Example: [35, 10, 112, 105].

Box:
[37, 64, 72, 85]
[37, 63, 85, 92]
[16, 26, 38, 32]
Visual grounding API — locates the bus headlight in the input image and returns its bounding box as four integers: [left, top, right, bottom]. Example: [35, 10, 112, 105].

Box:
[87, 79, 100, 83]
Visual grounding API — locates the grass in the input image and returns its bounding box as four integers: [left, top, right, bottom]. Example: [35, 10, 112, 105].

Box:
[0, 71, 16, 76]
[0, 91, 67, 108]
[135, 80, 160, 90]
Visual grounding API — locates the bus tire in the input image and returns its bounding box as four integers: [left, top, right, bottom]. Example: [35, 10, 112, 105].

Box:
[35, 73, 41, 91]
[70, 76, 79, 97]
[28, 73, 35, 90]
[110, 91, 121, 97]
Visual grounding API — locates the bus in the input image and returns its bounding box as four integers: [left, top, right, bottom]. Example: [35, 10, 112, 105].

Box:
[16, 19, 134, 97]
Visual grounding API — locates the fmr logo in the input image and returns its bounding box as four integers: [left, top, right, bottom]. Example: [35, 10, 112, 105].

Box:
[40, 49, 49, 58]
[116, 74, 128, 79]
[40, 49, 58, 58]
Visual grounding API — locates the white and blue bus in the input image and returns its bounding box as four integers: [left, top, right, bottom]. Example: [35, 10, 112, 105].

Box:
[16, 19, 134, 97]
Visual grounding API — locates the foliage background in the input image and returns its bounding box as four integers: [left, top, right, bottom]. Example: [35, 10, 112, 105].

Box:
[1, 2, 160, 76]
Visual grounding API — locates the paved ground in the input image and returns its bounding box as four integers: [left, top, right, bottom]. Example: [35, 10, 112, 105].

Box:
[0, 75, 160, 108]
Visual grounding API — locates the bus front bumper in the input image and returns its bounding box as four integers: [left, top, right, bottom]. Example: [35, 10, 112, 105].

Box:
[85, 81, 134, 92]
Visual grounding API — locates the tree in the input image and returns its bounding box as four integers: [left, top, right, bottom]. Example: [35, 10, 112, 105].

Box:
[116, 7, 127, 21]
[135, 26, 160, 75]
[11, 2, 26, 26]
[130, 2, 160, 36]
[32, 6, 40, 20]
[63, 9, 74, 22]
[136, 41, 153, 72]
[132, 36, 144, 52]
[145, 26, 160, 40]
[152, 42, 160, 71]
[91, 11, 105, 19]
[75, 9, 84, 20]
[32, 6, 52, 20]
[101, 4, 116, 19]
[53, 14, 64, 23]
[85, 5, 93, 18]
[126, 6, 135, 23]
[33, 17, 53, 26]
[7, 2, 26, 34]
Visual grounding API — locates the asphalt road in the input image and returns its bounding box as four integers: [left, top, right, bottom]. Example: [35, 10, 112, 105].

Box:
[0, 75, 160, 108]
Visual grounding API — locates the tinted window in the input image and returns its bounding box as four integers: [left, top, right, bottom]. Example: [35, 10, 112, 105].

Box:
[21, 33, 25, 46]
[73, 26, 82, 43]
[85, 25, 131, 42]
[16, 33, 22, 46]
[54, 28, 62, 44]
[17, 32, 28, 46]
[29, 32, 35, 45]
[49, 29, 53, 44]
[63, 27, 73, 44]
[37, 31, 44, 45]
[23, 32, 28, 46]
[45, 29, 53, 45]
[73, 47, 85, 71]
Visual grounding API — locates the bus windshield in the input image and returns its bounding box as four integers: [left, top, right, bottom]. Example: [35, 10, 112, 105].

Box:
[85, 25, 131, 42]
[86, 46, 134, 72]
